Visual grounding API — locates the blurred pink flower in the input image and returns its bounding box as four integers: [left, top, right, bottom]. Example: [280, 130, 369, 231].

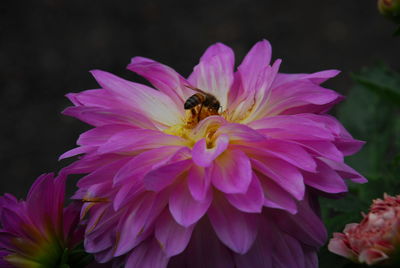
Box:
[0, 174, 84, 268]
[328, 193, 400, 265]
[61, 40, 366, 267]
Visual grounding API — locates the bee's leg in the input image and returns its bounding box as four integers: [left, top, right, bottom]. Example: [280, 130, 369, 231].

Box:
[197, 104, 203, 122]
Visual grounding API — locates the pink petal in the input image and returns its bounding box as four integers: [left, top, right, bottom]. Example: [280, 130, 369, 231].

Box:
[62, 105, 157, 130]
[272, 233, 306, 268]
[190, 114, 227, 138]
[192, 134, 229, 167]
[113, 145, 183, 186]
[208, 196, 258, 254]
[0, 207, 27, 237]
[0, 250, 14, 268]
[228, 41, 280, 122]
[113, 180, 144, 211]
[91, 70, 183, 126]
[296, 114, 365, 156]
[264, 139, 317, 172]
[266, 80, 341, 116]
[114, 193, 168, 256]
[85, 206, 119, 254]
[59, 145, 96, 160]
[155, 210, 194, 257]
[143, 159, 192, 192]
[127, 57, 192, 107]
[77, 124, 133, 146]
[63, 202, 84, 246]
[359, 248, 389, 265]
[318, 157, 367, 183]
[168, 218, 235, 268]
[251, 158, 304, 201]
[273, 70, 340, 88]
[125, 239, 169, 268]
[169, 179, 212, 227]
[96, 129, 185, 155]
[233, 40, 272, 105]
[66, 88, 125, 109]
[243, 216, 307, 268]
[85, 237, 114, 262]
[294, 140, 343, 162]
[248, 115, 334, 141]
[92, 247, 115, 263]
[242, 139, 317, 172]
[271, 193, 327, 248]
[211, 150, 252, 194]
[229, 40, 272, 107]
[77, 158, 129, 189]
[216, 123, 267, 144]
[60, 151, 125, 176]
[295, 114, 345, 136]
[327, 234, 354, 259]
[235, 242, 273, 268]
[81, 202, 107, 230]
[304, 246, 319, 268]
[241, 60, 282, 123]
[225, 174, 264, 213]
[0, 194, 18, 207]
[187, 165, 211, 201]
[82, 182, 113, 208]
[239, 40, 272, 77]
[258, 174, 298, 214]
[26, 174, 65, 234]
[335, 138, 365, 156]
[303, 159, 348, 193]
[236, 217, 313, 268]
[188, 43, 234, 108]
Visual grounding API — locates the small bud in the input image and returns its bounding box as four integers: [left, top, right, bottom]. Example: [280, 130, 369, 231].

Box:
[378, 0, 400, 23]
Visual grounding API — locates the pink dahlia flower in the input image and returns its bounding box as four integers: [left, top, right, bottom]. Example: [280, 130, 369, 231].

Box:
[0, 174, 85, 268]
[329, 193, 400, 266]
[61, 40, 366, 267]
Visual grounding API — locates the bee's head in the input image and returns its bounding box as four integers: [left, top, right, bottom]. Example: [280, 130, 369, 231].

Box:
[210, 101, 220, 112]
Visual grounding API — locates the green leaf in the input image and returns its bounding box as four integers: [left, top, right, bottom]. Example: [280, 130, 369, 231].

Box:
[337, 64, 400, 178]
[394, 26, 400, 36]
[351, 73, 400, 105]
[67, 243, 94, 268]
[319, 64, 400, 267]
[58, 249, 69, 267]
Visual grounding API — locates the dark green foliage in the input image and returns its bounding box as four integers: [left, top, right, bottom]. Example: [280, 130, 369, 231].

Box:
[57, 243, 94, 268]
[395, 26, 400, 36]
[319, 64, 400, 267]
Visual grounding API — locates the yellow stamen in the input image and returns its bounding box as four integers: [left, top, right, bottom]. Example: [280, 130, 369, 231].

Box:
[163, 124, 195, 147]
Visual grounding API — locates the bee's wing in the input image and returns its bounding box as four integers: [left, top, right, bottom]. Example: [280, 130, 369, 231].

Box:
[184, 85, 208, 95]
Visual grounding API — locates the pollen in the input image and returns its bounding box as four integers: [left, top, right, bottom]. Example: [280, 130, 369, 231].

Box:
[164, 124, 188, 137]
[205, 128, 217, 149]
[163, 100, 226, 150]
[163, 112, 223, 150]
[163, 124, 196, 146]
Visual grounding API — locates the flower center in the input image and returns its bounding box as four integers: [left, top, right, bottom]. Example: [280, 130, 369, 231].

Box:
[164, 124, 196, 146]
[205, 128, 217, 149]
[163, 90, 228, 149]
[164, 107, 226, 149]
[184, 104, 220, 128]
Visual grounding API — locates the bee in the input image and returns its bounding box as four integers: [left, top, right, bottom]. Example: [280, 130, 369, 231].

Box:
[184, 85, 220, 124]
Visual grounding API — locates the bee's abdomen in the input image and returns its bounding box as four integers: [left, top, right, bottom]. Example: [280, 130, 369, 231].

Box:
[184, 94, 203, 109]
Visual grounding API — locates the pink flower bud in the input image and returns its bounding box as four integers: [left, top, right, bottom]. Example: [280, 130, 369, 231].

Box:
[328, 193, 400, 265]
[378, 0, 400, 23]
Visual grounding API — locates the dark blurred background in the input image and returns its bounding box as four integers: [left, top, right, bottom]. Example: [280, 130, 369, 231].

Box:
[1, 0, 399, 198]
